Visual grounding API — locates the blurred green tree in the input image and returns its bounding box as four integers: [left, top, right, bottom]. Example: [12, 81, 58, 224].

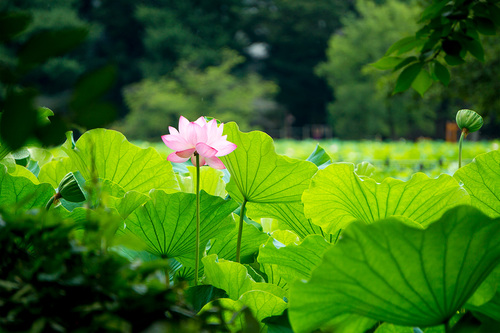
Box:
[120, 50, 278, 140]
[316, 0, 440, 139]
[378, 0, 500, 96]
[136, 0, 247, 77]
[241, 0, 355, 126]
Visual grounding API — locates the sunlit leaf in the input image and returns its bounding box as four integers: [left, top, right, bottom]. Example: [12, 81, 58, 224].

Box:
[454, 150, 500, 218]
[9, 164, 39, 184]
[114, 190, 149, 220]
[306, 144, 331, 169]
[0, 165, 54, 211]
[466, 289, 500, 321]
[207, 221, 270, 263]
[176, 166, 226, 198]
[248, 202, 324, 239]
[200, 290, 287, 332]
[221, 123, 322, 238]
[302, 163, 469, 233]
[38, 158, 74, 188]
[258, 235, 330, 288]
[123, 190, 237, 258]
[202, 254, 286, 301]
[62, 128, 179, 194]
[289, 206, 500, 332]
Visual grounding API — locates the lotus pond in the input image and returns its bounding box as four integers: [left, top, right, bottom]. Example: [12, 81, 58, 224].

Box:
[1, 122, 499, 332]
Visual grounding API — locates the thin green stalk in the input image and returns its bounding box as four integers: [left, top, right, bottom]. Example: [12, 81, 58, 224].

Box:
[235, 198, 248, 263]
[45, 196, 56, 210]
[334, 229, 342, 244]
[45, 193, 61, 210]
[194, 154, 201, 286]
[458, 129, 465, 169]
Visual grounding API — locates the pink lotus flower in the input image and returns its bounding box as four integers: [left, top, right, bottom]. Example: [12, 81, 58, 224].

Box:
[161, 116, 237, 169]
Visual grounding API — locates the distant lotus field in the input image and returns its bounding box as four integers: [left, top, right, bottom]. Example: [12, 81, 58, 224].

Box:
[142, 138, 500, 181]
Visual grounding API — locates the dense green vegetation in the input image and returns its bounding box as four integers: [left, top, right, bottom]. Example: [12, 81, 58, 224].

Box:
[147, 138, 499, 181]
[1, 123, 499, 332]
[1, 2, 499, 331]
[2, 0, 499, 140]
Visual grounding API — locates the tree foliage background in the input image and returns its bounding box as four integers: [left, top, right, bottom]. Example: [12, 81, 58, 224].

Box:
[1, 0, 499, 141]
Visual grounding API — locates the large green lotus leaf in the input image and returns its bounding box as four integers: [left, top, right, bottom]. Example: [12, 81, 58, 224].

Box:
[289, 206, 500, 332]
[38, 157, 74, 188]
[465, 266, 500, 321]
[454, 150, 500, 218]
[200, 290, 287, 332]
[258, 235, 330, 289]
[466, 265, 500, 307]
[270, 229, 300, 245]
[10, 164, 39, 184]
[302, 163, 469, 233]
[61, 128, 179, 193]
[176, 166, 226, 198]
[247, 201, 324, 239]
[467, 290, 500, 321]
[207, 220, 270, 263]
[220, 123, 316, 204]
[260, 231, 302, 289]
[113, 190, 149, 220]
[202, 254, 286, 301]
[0, 165, 54, 211]
[124, 190, 237, 258]
[220, 123, 322, 238]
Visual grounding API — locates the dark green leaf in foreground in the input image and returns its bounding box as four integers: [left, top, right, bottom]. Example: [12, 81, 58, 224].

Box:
[370, 56, 405, 70]
[18, 27, 88, 66]
[0, 165, 54, 211]
[454, 150, 500, 218]
[411, 68, 433, 97]
[394, 62, 422, 94]
[0, 11, 32, 42]
[62, 129, 179, 194]
[432, 60, 450, 86]
[221, 122, 322, 238]
[303, 163, 469, 233]
[123, 190, 237, 258]
[289, 206, 500, 332]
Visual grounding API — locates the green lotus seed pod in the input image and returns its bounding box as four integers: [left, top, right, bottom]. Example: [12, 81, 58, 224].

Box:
[456, 109, 483, 134]
[58, 172, 86, 202]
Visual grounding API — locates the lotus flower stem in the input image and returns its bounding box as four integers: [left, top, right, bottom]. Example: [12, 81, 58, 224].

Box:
[235, 198, 248, 263]
[195, 153, 201, 286]
[45, 195, 56, 210]
[458, 129, 466, 169]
